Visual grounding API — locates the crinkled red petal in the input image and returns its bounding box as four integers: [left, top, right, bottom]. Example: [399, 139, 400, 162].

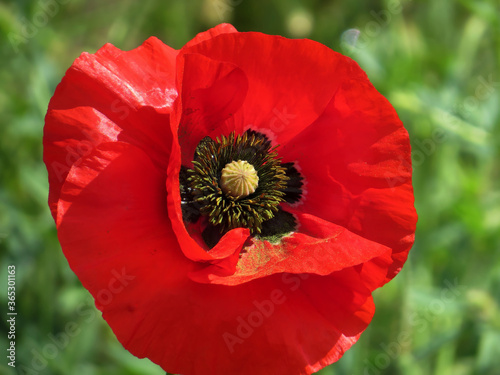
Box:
[44, 37, 178, 220]
[175, 52, 249, 165]
[166, 52, 251, 265]
[175, 31, 354, 155]
[280, 76, 417, 287]
[190, 212, 393, 285]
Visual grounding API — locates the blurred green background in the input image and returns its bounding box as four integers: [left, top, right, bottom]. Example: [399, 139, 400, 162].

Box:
[1, 0, 499, 374]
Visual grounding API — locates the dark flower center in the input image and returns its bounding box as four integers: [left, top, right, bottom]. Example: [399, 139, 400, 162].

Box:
[179, 130, 303, 248]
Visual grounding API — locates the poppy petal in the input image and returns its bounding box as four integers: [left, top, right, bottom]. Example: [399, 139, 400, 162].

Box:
[44, 37, 178, 220]
[56, 141, 186, 271]
[166, 53, 251, 263]
[175, 52, 249, 165]
[190, 212, 392, 285]
[280, 74, 417, 286]
[183, 23, 238, 49]
[106, 271, 375, 375]
[177, 32, 366, 147]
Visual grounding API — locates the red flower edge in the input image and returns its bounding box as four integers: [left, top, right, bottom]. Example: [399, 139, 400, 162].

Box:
[44, 24, 417, 375]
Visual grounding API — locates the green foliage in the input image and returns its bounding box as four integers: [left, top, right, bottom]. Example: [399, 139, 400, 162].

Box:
[1, 0, 499, 374]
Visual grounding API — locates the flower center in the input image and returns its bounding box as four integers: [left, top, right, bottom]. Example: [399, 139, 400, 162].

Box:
[220, 160, 259, 199]
[179, 130, 304, 248]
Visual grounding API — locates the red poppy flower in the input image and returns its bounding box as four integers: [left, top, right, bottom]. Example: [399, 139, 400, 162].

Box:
[44, 24, 417, 375]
